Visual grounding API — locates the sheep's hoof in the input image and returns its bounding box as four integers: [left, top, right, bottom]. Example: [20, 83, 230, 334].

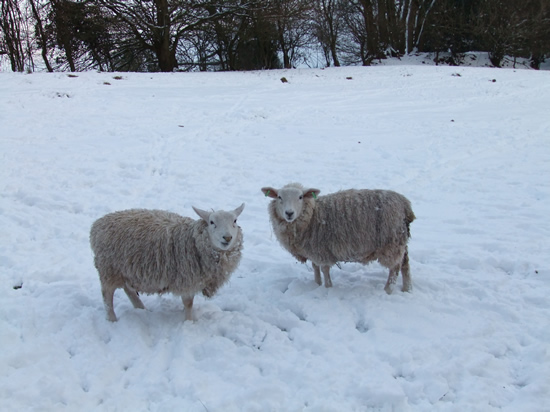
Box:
[384, 285, 393, 295]
[106, 313, 118, 322]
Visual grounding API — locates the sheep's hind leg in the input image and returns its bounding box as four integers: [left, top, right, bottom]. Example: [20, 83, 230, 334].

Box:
[322, 266, 333, 288]
[400, 250, 412, 292]
[123, 285, 145, 309]
[101, 284, 118, 322]
[182, 295, 194, 321]
[312, 263, 322, 286]
[384, 265, 400, 295]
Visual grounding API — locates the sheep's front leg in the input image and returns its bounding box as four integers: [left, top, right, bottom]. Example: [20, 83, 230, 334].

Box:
[384, 265, 400, 294]
[182, 295, 194, 321]
[312, 263, 322, 286]
[322, 265, 333, 288]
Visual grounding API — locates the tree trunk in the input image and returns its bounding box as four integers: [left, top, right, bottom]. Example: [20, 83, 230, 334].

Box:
[361, 0, 380, 59]
[154, 0, 176, 72]
[378, 0, 389, 52]
[157, 45, 176, 72]
[324, 0, 340, 66]
[330, 38, 340, 66]
[1, 0, 25, 71]
[29, 0, 53, 72]
[404, 0, 418, 54]
[277, 20, 291, 69]
[51, 0, 76, 71]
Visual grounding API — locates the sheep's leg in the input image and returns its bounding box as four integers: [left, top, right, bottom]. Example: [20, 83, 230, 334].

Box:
[322, 265, 333, 288]
[384, 265, 400, 295]
[400, 250, 412, 292]
[202, 281, 221, 298]
[101, 284, 118, 322]
[123, 285, 145, 309]
[182, 295, 194, 321]
[312, 263, 322, 286]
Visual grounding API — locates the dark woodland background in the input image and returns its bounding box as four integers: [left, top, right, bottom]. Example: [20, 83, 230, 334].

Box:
[2, 0, 549, 72]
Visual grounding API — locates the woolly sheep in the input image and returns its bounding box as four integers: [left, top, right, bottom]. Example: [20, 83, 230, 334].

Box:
[90, 204, 245, 322]
[261, 183, 415, 293]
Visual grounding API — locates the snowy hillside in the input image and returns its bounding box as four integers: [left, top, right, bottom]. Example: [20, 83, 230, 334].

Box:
[1, 65, 549, 411]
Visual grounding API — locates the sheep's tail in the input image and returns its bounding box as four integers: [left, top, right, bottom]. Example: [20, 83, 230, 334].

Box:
[405, 207, 416, 239]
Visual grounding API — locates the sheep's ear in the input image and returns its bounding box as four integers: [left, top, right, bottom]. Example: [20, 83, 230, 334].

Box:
[233, 203, 245, 217]
[303, 189, 321, 199]
[192, 206, 210, 221]
[262, 187, 278, 198]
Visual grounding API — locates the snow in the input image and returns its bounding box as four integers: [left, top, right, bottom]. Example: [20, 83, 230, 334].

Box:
[1, 63, 549, 411]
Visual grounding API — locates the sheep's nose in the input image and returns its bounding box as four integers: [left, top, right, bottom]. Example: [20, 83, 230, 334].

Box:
[285, 210, 294, 219]
[223, 235, 232, 243]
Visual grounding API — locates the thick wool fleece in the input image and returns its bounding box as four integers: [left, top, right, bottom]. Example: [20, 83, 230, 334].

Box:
[90, 209, 243, 298]
[268, 185, 415, 270]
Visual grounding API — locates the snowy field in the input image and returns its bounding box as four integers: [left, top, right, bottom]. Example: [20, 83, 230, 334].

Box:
[1, 63, 549, 411]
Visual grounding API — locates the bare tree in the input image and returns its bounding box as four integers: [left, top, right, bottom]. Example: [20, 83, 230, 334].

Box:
[525, 0, 550, 69]
[204, 4, 257, 70]
[345, 0, 383, 64]
[42, 0, 112, 71]
[313, 0, 343, 66]
[473, 0, 550, 69]
[338, 0, 396, 65]
[402, 0, 436, 54]
[418, 0, 475, 65]
[29, 0, 52, 71]
[2, 0, 549, 72]
[268, 0, 313, 68]
[474, 0, 520, 67]
[96, 0, 254, 72]
[1, 0, 28, 71]
[49, 0, 79, 71]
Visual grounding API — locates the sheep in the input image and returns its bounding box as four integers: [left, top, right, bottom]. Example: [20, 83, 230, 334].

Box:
[261, 183, 415, 293]
[90, 204, 245, 322]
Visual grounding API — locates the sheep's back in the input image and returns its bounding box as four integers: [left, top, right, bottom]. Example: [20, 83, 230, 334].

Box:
[303, 189, 413, 264]
[90, 209, 195, 293]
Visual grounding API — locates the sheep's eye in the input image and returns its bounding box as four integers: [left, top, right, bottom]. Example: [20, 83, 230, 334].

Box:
[234, 219, 237, 224]
[278, 196, 282, 200]
[299, 195, 303, 200]
[210, 220, 215, 225]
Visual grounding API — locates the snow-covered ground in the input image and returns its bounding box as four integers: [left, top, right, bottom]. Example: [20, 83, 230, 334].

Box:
[1, 63, 549, 411]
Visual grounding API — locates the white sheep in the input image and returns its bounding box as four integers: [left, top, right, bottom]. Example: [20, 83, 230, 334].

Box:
[261, 183, 415, 293]
[90, 204, 245, 321]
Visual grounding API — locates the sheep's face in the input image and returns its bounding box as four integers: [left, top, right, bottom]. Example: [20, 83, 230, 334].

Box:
[262, 185, 320, 224]
[193, 204, 245, 251]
